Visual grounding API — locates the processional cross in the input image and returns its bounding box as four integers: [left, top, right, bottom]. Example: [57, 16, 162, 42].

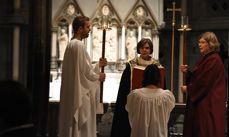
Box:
[99, 16, 111, 103]
[178, 16, 192, 102]
[167, 1, 181, 93]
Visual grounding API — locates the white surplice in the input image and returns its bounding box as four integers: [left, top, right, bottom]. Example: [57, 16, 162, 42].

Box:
[126, 88, 175, 137]
[58, 39, 103, 137]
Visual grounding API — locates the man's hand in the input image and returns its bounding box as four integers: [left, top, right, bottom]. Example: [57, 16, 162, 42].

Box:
[99, 72, 106, 82]
[99, 58, 107, 67]
[180, 64, 188, 73]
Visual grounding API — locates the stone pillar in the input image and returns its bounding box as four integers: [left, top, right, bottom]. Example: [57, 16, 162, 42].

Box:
[51, 30, 57, 58]
[152, 34, 159, 60]
[121, 25, 126, 60]
[29, 0, 52, 136]
[87, 32, 91, 56]
[51, 27, 58, 70]
[13, 27, 20, 81]
[138, 26, 142, 42]
[68, 24, 72, 41]
[12, 0, 21, 80]
[178, 34, 184, 102]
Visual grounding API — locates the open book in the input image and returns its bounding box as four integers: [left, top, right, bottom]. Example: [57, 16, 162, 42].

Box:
[132, 66, 165, 90]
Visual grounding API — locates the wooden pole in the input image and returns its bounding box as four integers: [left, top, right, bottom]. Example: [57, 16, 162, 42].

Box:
[171, 24, 175, 93]
[100, 28, 106, 103]
[167, 2, 181, 93]
[182, 30, 187, 102]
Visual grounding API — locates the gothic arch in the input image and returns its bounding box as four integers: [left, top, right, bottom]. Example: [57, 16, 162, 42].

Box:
[125, 19, 138, 43]
[90, 0, 122, 62]
[52, 0, 84, 27]
[91, 0, 122, 29]
[124, 0, 158, 28]
[125, 18, 138, 28]
[56, 17, 70, 27]
[124, 0, 161, 60]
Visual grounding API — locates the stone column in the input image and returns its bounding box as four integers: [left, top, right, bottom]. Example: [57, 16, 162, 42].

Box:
[138, 26, 142, 42]
[87, 32, 91, 56]
[29, 0, 52, 136]
[51, 27, 58, 70]
[152, 34, 159, 60]
[12, 0, 21, 80]
[68, 24, 72, 41]
[121, 24, 126, 60]
[13, 26, 20, 81]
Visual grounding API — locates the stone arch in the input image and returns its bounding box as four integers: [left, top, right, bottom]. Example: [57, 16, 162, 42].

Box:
[52, 1, 84, 27]
[90, 0, 122, 62]
[124, 0, 160, 59]
[142, 19, 158, 40]
[124, 0, 158, 28]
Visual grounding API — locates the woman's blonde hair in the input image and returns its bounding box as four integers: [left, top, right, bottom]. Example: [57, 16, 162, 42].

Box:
[199, 32, 220, 52]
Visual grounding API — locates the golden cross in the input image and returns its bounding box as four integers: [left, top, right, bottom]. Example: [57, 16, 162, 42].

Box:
[167, 2, 182, 27]
[167, 1, 181, 93]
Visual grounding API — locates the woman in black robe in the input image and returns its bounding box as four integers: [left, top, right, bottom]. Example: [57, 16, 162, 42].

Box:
[110, 38, 163, 137]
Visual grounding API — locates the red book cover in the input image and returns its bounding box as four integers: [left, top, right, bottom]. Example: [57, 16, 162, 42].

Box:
[132, 66, 165, 90]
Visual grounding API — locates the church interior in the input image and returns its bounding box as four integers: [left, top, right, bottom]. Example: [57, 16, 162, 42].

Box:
[0, 0, 228, 137]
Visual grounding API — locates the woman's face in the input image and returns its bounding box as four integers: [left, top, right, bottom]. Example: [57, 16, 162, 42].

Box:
[139, 43, 151, 60]
[199, 38, 210, 55]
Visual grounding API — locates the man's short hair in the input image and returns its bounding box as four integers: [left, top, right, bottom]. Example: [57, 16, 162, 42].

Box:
[72, 16, 89, 33]
[142, 64, 161, 87]
[137, 38, 153, 54]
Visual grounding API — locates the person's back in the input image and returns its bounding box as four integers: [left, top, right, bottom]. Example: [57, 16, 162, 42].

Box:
[126, 88, 174, 137]
[125, 64, 175, 137]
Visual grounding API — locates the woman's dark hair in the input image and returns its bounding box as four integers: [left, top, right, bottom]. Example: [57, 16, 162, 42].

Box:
[72, 16, 89, 33]
[137, 38, 153, 54]
[142, 64, 161, 87]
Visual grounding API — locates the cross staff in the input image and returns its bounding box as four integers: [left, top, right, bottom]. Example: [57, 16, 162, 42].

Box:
[167, 1, 181, 93]
[99, 16, 110, 103]
[100, 28, 106, 103]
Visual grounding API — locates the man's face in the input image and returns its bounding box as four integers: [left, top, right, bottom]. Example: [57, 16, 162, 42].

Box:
[81, 21, 91, 39]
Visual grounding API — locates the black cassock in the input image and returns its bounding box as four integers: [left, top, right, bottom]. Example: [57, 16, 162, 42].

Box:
[110, 63, 132, 137]
[110, 57, 166, 137]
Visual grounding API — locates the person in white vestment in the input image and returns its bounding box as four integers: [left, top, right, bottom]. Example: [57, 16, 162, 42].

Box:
[58, 16, 107, 137]
[126, 64, 175, 137]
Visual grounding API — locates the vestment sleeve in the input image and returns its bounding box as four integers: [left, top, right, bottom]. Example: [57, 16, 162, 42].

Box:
[115, 64, 131, 107]
[77, 45, 99, 81]
[125, 91, 135, 127]
[187, 56, 221, 104]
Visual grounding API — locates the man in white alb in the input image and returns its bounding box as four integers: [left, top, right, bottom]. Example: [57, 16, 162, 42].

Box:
[58, 16, 107, 137]
[126, 64, 175, 137]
